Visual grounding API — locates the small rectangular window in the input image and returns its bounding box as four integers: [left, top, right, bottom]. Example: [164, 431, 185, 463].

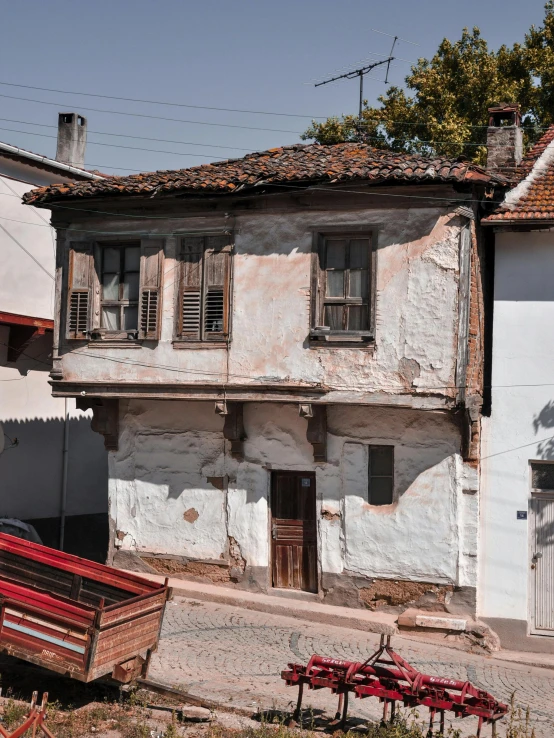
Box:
[368, 445, 394, 505]
[531, 462, 554, 491]
[99, 244, 140, 332]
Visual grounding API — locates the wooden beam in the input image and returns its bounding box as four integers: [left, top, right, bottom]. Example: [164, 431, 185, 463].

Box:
[6, 325, 47, 363]
[0, 311, 53, 330]
[300, 404, 327, 462]
[221, 402, 246, 460]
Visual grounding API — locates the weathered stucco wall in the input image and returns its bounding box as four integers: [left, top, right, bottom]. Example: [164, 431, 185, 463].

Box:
[58, 205, 464, 400]
[112, 399, 476, 596]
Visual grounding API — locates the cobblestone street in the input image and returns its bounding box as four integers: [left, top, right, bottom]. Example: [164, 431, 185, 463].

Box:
[149, 597, 554, 738]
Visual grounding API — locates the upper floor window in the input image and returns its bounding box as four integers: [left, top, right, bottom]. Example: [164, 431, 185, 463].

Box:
[310, 230, 375, 344]
[175, 235, 232, 344]
[100, 244, 140, 332]
[66, 239, 163, 342]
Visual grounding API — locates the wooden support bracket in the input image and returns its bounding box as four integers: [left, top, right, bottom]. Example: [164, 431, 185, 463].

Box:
[218, 401, 246, 460]
[300, 403, 327, 462]
[76, 397, 119, 451]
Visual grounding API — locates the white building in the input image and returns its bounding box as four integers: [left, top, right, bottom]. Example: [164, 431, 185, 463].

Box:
[0, 114, 109, 560]
[25, 143, 506, 613]
[480, 120, 554, 651]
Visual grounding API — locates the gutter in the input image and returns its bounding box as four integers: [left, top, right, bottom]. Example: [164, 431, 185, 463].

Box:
[0, 142, 103, 181]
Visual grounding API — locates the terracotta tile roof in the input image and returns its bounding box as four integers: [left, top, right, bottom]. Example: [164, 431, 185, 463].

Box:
[23, 143, 505, 206]
[484, 125, 554, 223]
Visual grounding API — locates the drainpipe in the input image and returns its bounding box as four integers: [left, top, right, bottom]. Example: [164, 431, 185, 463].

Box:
[59, 398, 70, 550]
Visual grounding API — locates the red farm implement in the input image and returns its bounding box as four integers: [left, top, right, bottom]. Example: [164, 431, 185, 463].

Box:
[0, 692, 55, 738]
[0, 533, 170, 684]
[282, 635, 508, 737]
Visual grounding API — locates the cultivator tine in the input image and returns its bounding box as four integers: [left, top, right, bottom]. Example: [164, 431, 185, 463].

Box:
[339, 689, 349, 730]
[281, 637, 508, 737]
[333, 693, 344, 722]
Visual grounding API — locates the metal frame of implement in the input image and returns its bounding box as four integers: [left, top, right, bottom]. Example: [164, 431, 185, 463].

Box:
[0, 691, 55, 738]
[281, 635, 508, 737]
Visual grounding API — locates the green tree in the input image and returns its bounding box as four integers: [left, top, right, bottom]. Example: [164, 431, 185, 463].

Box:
[303, 2, 554, 163]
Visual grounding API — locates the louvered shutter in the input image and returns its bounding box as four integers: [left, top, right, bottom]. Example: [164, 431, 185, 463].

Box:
[139, 239, 163, 340]
[66, 242, 93, 339]
[179, 237, 203, 340]
[203, 236, 231, 341]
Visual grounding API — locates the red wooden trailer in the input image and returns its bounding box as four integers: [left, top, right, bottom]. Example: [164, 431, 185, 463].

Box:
[0, 533, 170, 683]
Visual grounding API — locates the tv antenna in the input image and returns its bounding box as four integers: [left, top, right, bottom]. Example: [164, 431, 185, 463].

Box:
[315, 31, 418, 121]
[315, 56, 394, 120]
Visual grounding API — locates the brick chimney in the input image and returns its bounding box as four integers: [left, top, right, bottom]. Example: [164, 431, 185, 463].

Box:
[486, 103, 523, 174]
[55, 112, 87, 169]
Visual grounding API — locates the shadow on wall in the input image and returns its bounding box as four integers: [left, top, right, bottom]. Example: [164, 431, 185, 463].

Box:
[0, 416, 108, 520]
[533, 400, 554, 459]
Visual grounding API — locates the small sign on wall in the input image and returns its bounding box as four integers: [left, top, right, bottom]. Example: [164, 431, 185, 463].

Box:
[517, 511, 528, 520]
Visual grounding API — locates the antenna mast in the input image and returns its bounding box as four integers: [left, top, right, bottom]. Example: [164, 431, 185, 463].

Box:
[315, 56, 394, 120]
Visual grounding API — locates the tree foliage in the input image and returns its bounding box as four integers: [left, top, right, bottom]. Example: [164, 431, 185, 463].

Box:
[303, 2, 554, 163]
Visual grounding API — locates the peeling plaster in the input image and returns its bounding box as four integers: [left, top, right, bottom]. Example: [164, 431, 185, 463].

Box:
[110, 400, 476, 590]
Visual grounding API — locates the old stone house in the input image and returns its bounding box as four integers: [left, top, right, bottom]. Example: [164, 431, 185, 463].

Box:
[24, 143, 506, 613]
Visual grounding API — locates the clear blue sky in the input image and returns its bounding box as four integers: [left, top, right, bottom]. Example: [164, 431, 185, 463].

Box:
[0, 0, 547, 175]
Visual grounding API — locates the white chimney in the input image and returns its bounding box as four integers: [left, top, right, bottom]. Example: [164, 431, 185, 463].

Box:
[56, 112, 87, 170]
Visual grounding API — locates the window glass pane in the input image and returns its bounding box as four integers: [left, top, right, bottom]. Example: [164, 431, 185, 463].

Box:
[347, 305, 369, 330]
[371, 446, 394, 476]
[101, 306, 120, 330]
[102, 273, 119, 300]
[531, 463, 554, 490]
[369, 478, 393, 506]
[350, 239, 369, 269]
[326, 270, 345, 297]
[103, 248, 120, 273]
[349, 269, 369, 298]
[124, 246, 140, 272]
[324, 304, 344, 330]
[124, 306, 138, 330]
[123, 272, 140, 301]
[326, 240, 346, 269]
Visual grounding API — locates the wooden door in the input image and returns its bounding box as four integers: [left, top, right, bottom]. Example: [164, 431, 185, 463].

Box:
[530, 494, 554, 634]
[271, 471, 317, 593]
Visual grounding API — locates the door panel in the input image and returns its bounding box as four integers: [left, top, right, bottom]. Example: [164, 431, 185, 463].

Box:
[271, 472, 317, 593]
[530, 495, 554, 634]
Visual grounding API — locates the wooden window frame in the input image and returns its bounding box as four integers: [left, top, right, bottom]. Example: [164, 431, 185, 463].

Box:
[173, 234, 233, 347]
[96, 242, 141, 339]
[368, 444, 394, 506]
[310, 226, 377, 345]
[65, 237, 163, 344]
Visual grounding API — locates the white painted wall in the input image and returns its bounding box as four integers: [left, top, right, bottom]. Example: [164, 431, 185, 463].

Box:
[0, 171, 108, 520]
[480, 230, 554, 621]
[112, 399, 476, 588]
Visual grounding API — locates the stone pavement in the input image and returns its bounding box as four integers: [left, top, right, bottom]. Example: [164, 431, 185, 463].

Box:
[148, 596, 554, 738]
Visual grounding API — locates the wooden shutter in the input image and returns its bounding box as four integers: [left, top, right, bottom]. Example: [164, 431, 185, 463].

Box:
[139, 239, 163, 340]
[203, 236, 231, 341]
[66, 242, 93, 339]
[179, 237, 203, 340]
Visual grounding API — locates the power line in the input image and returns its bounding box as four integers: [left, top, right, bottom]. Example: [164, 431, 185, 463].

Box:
[2, 118, 544, 151]
[0, 126, 234, 161]
[0, 93, 301, 134]
[0, 117, 253, 152]
[0, 81, 327, 120]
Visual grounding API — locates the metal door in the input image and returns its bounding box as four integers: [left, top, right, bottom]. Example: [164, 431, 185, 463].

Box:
[530, 494, 554, 634]
[271, 471, 317, 593]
